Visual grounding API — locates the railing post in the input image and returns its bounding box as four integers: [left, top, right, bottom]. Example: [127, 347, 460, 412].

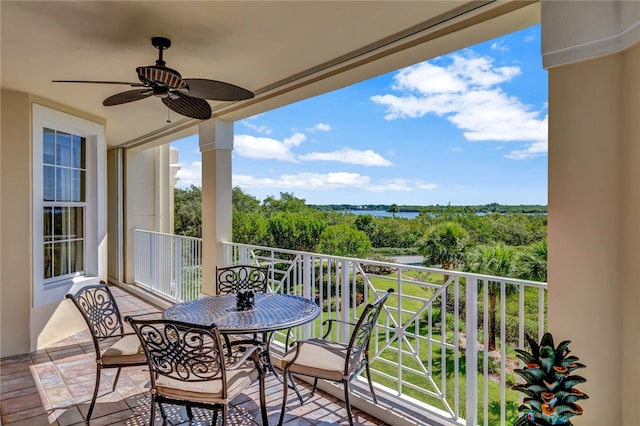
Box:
[303, 254, 313, 339]
[174, 236, 183, 302]
[466, 277, 478, 426]
[340, 259, 350, 340]
[150, 232, 157, 292]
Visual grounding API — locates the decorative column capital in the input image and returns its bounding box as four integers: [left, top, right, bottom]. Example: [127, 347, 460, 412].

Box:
[199, 119, 234, 152]
[542, 0, 640, 69]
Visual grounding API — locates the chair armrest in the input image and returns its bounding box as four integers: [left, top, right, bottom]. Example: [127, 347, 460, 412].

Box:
[321, 318, 358, 339]
[125, 310, 164, 318]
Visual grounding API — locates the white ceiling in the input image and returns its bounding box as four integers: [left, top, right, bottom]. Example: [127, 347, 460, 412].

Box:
[1, 1, 539, 148]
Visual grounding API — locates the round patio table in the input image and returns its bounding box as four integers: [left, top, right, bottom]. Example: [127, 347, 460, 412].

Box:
[163, 292, 320, 334]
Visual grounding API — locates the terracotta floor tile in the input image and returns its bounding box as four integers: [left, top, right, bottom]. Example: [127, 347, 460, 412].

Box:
[1, 412, 54, 426]
[52, 406, 85, 426]
[0, 404, 48, 424]
[1, 285, 390, 426]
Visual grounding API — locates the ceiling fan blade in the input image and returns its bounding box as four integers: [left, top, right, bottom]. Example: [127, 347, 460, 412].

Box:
[183, 78, 254, 101]
[103, 89, 152, 106]
[52, 80, 145, 86]
[162, 94, 212, 120]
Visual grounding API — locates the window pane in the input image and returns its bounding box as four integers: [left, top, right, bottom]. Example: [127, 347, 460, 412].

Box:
[72, 170, 82, 202]
[44, 244, 53, 279]
[43, 128, 55, 165]
[53, 207, 66, 240]
[72, 135, 84, 169]
[43, 166, 55, 201]
[79, 170, 85, 202]
[70, 207, 83, 239]
[56, 168, 71, 201]
[43, 207, 53, 242]
[69, 240, 83, 273]
[56, 132, 71, 167]
[53, 242, 68, 277]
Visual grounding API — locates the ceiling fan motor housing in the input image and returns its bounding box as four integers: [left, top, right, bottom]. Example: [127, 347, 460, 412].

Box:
[137, 66, 186, 89]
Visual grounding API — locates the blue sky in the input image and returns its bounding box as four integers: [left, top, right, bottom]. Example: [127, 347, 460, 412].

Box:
[172, 25, 547, 206]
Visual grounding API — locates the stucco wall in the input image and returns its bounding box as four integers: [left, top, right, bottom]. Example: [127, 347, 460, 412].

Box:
[548, 41, 640, 425]
[1, 90, 33, 357]
[620, 41, 640, 425]
[0, 90, 107, 357]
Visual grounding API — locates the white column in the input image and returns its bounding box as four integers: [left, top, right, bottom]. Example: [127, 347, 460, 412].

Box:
[199, 119, 234, 295]
[169, 146, 181, 235]
[542, 2, 640, 424]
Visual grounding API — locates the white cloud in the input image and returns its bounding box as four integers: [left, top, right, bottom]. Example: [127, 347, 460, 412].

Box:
[491, 40, 509, 52]
[298, 148, 393, 166]
[371, 52, 547, 159]
[234, 133, 305, 162]
[309, 123, 332, 132]
[506, 140, 548, 160]
[240, 118, 272, 135]
[450, 147, 463, 153]
[175, 161, 202, 188]
[234, 173, 437, 193]
[417, 182, 438, 190]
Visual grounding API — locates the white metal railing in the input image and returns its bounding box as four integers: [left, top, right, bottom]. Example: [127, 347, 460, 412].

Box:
[134, 230, 202, 302]
[133, 231, 547, 426]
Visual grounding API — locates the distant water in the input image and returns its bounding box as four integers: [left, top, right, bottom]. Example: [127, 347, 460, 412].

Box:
[348, 210, 419, 219]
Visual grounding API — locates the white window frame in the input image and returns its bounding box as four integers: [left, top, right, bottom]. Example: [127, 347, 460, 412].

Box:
[32, 104, 106, 307]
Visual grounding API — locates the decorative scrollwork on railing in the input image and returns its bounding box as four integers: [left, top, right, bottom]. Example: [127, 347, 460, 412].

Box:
[216, 265, 268, 294]
[136, 321, 223, 381]
[74, 285, 122, 338]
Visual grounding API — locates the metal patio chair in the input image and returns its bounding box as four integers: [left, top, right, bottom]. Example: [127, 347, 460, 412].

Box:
[216, 264, 270, 354]
[127, 317, 268, 426]
[66, 281, 150, 421]
[277, 288, 394, 426]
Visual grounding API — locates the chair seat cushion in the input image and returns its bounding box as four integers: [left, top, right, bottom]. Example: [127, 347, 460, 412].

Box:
[282, 338, 348, 381]
[102, 334, 146, 366]
[155, 366, 259, 404]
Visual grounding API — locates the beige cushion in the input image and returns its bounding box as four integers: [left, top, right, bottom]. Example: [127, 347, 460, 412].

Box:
[155, 367, 259, 404]
[282, 338, 348, 382]
[102, 334, 146, 366]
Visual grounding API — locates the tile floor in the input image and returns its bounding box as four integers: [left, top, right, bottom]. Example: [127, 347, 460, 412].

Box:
[0, 285, 386, 426]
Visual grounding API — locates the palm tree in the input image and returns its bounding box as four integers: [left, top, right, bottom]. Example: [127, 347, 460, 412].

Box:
[518, 238, 547, 282]
[465, 243, 518, 351]
[417, 222, 470, 318]
[417, 221, 469, 271]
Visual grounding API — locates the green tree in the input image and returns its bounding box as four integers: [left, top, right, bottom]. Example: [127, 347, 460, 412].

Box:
[232, 211, 270, 245]
[417, 222, 469, 270]
[268, 210, 327, 252]
[388, 203, 399, 217]
[465, 243, 518, 351]
[316, 224, 372, 258]
[174, 185, 202, 237]
[518, 239, 547, 281]
[262, 192, 308, 215]
[232, 186, 261, 213]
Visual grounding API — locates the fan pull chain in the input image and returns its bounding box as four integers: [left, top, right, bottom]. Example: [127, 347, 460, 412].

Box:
[166, 108, 171, 124]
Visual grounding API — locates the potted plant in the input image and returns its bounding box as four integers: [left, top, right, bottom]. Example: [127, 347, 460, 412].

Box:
[512, 332, 588, 426]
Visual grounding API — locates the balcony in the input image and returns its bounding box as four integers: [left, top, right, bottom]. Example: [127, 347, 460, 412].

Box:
[0, 285, 388, 426]
[131, 231, 548, 426]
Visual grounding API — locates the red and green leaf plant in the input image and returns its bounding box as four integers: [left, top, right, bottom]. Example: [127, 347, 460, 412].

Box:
[512, 333, 588, 426]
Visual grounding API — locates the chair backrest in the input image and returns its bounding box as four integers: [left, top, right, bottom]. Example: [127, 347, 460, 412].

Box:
[216, 265, 269, 294]
[127, 318, 227, 397]
[345, 288, 394, 374]
[66, 282, 125, 340]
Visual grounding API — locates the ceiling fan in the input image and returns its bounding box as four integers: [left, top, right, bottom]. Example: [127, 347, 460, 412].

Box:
[52, 37, 254, 120]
